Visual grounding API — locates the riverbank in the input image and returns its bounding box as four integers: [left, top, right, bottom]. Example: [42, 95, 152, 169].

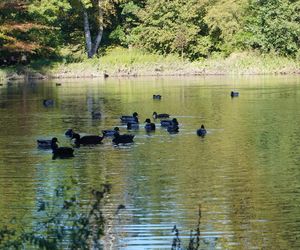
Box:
[1, 48, 299, 81]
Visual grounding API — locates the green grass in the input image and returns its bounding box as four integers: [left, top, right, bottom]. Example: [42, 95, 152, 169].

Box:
[195, 51, 300, 74]
[99, 47, 181, 65]
[1, 48, 299, 81]
[50, 48, 300, 77]
[49, 47, 186, 77]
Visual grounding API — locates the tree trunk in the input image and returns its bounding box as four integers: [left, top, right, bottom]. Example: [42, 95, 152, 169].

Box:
[81, 0, 104, 58]
[90, 0, 103, 57]
[83, 9, 93, 58]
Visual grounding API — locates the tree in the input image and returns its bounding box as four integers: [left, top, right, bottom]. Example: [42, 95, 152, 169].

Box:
[129, 0, 209, 59]
[239, 0, 300, 56]
[173, 25, 190, 60]
[109, 0, 146, 46]
[0, 1, 58, 64]
[75, 0, 104, 58]
[0, 0, 129, 62]
[71, 0, 124, 58]
[204, 0, 247, 54]
[28, 0, 105, 58]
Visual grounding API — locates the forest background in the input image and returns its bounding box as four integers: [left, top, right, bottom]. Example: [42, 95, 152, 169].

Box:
[0, 0, 300, 79]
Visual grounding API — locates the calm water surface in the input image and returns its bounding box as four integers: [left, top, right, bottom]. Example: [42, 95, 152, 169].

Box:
[0, 76, 300, 249]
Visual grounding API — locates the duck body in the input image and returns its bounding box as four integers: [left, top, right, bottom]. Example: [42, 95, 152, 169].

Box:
[197, 128, 207, 137]
[37, 139, 52, 149]
[144, 118, 156, 132]
[167, 118, 179, 134]
[120, 112, 138, 123]
[53, 147, 74, 158]
[167, 125, 179, 133]
[231, 91, 239, 97]
[102, 127, 120, 137]
[112, 134, 134, 144]
[72, 133, 103, 146]
[51, 138, 74, 158]
[153, 94, 162, 100]
[102, 130, 115, 137]
[197, 125, 207, 137]
[43, 99, 54, 107]
[121, 116, 138, 123]
[145, 123, 156, 131]
[102, 130, 117, 137]
[127, 122, 139, 130]
[160, 120, 173, 127]
[153, 112, 170, 119]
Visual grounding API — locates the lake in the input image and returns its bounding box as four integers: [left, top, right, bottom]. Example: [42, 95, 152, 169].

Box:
[0, 76, 300, 249]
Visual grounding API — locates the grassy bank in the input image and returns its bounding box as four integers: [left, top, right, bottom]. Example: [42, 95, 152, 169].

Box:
[1, 48, 300, 81]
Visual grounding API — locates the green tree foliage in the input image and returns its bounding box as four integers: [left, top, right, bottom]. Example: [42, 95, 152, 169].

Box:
[239, 0, 300, 56]
[128, 0, 210, 59]
[1, 0, 299, 62]
[204, 0, 247, 54]
[28, 0, 74, 43]
[0, 0, 125, 62]
[109, 0, 146, 46]
[30, 0, 127, 58]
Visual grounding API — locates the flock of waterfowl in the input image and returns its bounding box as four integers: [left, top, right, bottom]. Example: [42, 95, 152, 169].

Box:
[37, 111, 188, 159]
[38, 91, 238, 159]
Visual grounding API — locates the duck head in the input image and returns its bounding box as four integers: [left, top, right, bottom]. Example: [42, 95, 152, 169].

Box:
[71, 133, 80, 140]
[51, 137, 59, 143]
[152, 112, 158, 118]
[113, 127, 120, 137]
[65, 128, 74, 137]
[51, 137, 59, 151]
[172, 118, 178, 125]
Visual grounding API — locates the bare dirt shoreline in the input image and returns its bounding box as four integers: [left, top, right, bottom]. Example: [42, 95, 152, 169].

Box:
[2, 67, 300, 82]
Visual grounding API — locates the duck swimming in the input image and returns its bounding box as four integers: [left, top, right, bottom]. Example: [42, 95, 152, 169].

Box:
[153, 94, 162, 100]
[153, 112, 170, 119]
[120, 112, 139, 123]
[112, 133, 134, 145]
[160, 120, 173, 127]
[37, 139, 52, 149]
[144, 118, 156, 131]
[51, 137, 74, 158]
[231, 91, 239, 97]
[43, 99, 54, 107]
[197, 124, 207, 137]
[72, 133, 103, 146]
[127, 122, 139, 130]
[102, 127, 120, 137]
[65, 128, 74, 138]
[167, 118, 179, 134]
